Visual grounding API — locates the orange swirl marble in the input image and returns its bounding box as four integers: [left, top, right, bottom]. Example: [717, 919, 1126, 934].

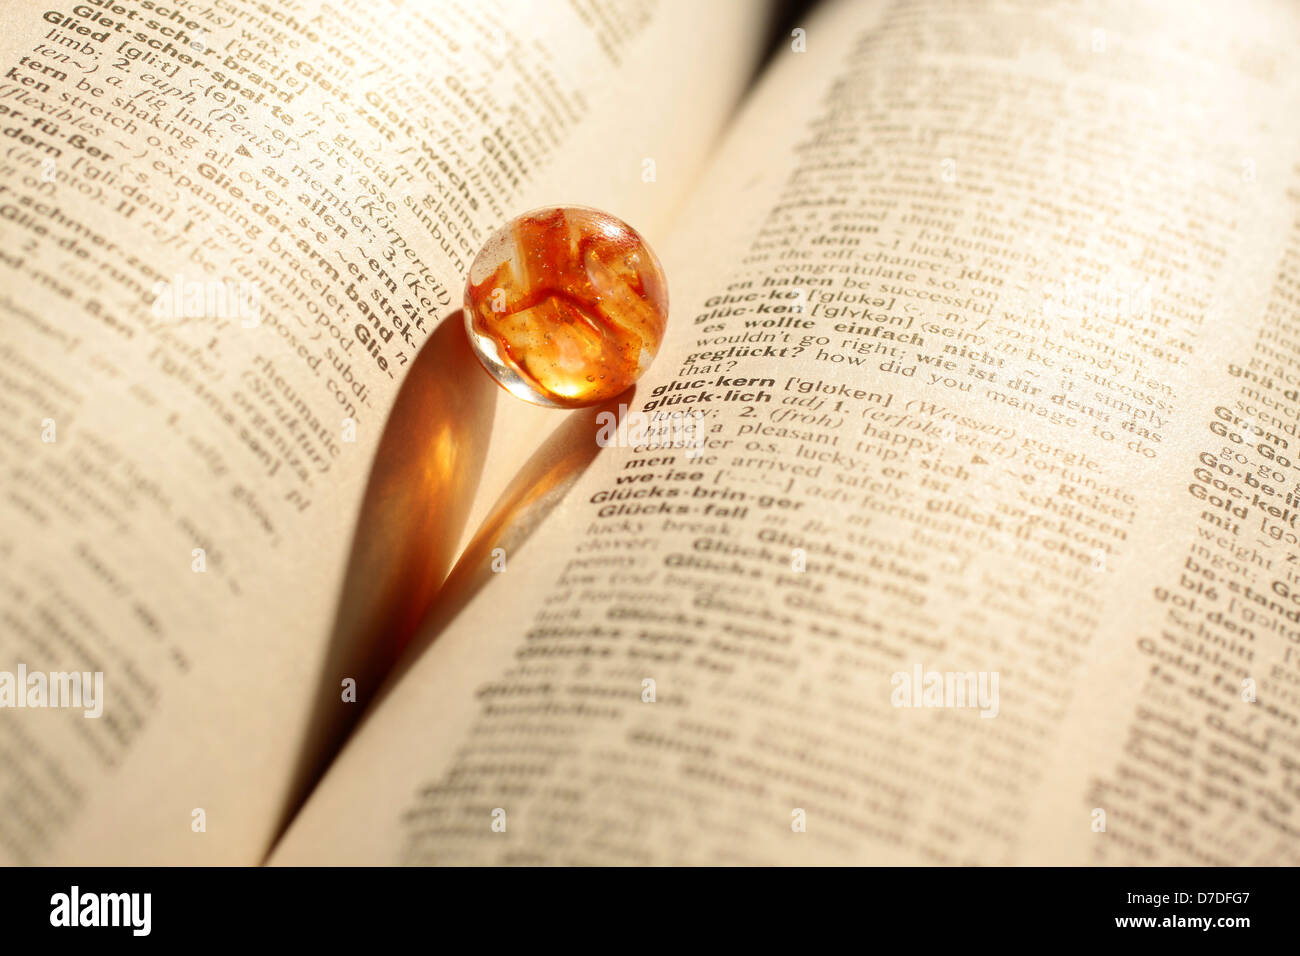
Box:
[464, 206, 669, 408]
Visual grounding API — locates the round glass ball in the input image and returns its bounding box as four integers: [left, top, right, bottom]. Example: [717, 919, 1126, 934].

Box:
[464, 206, 669, 408]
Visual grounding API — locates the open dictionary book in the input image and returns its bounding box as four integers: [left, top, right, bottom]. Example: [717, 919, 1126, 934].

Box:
[2, 0, 1300, 865]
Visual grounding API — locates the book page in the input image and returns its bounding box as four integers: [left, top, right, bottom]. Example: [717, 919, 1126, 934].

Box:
[0, 0, 767, 864]
[271, 0, 1300, 865]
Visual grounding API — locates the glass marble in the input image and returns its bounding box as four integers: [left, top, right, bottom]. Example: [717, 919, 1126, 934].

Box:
[464, 206, 669, 408]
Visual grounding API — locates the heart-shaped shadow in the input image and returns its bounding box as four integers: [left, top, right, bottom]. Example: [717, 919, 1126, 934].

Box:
[382, 387, 634, 691]
[273, 311, 495, 836]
